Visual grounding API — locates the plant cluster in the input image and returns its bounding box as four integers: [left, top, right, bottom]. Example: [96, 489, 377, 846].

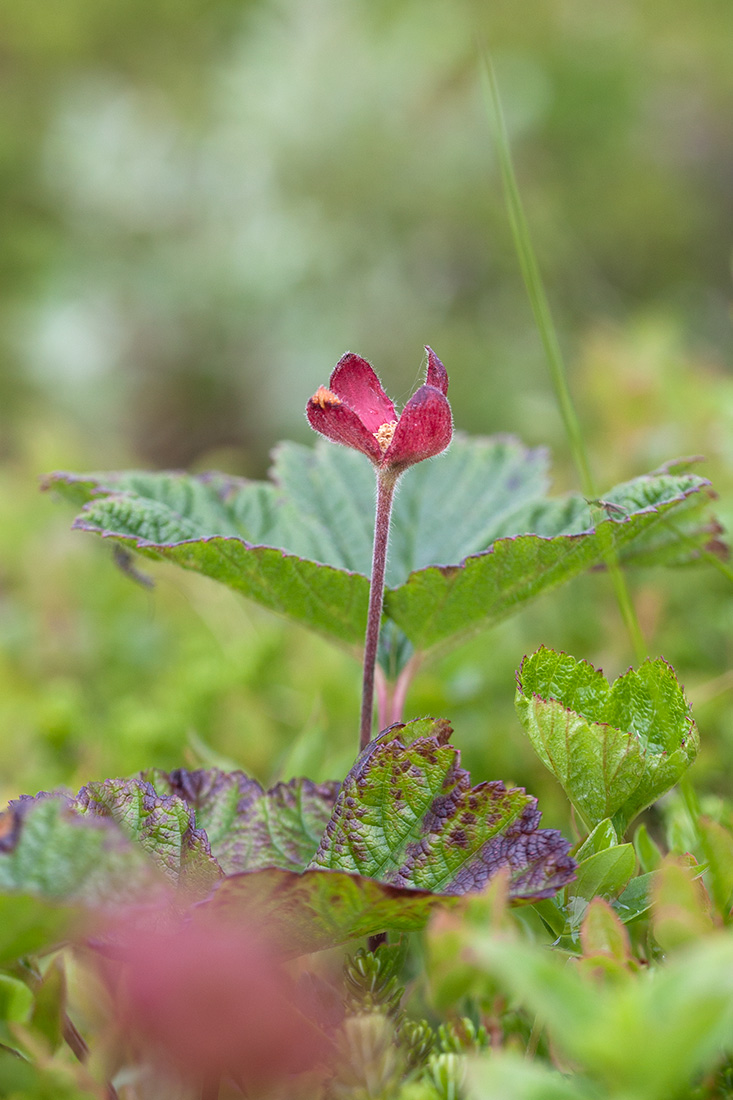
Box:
[1, 346, 732, 1100]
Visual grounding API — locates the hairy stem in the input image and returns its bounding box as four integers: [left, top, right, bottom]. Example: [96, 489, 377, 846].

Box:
[360, 472, 397, 751]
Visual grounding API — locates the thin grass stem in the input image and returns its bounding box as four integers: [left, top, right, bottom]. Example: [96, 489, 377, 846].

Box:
[480, 50, 646, 665]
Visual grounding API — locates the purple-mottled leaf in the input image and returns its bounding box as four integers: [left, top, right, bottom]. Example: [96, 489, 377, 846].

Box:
[195, 867, 445, 956]
[75, 778, 222, 894]
[0, 794, 163, 907]
[309, 719, 575, 902]
[145, 768, 339, 874]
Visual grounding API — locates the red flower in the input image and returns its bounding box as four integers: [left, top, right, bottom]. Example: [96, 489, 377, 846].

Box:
[306, 347, 452, 478]
[107, 916, 331, 1087]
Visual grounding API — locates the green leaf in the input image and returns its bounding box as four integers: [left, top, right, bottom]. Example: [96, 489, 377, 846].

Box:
[196, 867, 445, 956]
[74, 777, 222, 893]
[697, 816, 733, 919]
[633, 823, 664, 873]
[0, 895, 77, 966]
[384, 471, 715, 652]
[574, 819, 618, 862]
[0, 974, 33, 1025]
[309, 718, 575, 902]
[612, 871, 656, 924]
[465, 926, 733, 1100]
[652, 856, 714, 950]
[568, 845, 636, 930]
[0, 1048, 94, 1098]
[71, 489, 369, 648]
[580, 897, 631, 964]
[144, 768, 339, 874]
[0, 795, 161, 907]
[29, 959, 66, 1053]
[45, 440, 716, 664]
[0, 973, 34, 1053]
[467, 1052, 595, 1100]
[515, 647, 699, 832]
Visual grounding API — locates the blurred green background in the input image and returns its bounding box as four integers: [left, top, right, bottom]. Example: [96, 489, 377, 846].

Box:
[1, 0, 732, 828]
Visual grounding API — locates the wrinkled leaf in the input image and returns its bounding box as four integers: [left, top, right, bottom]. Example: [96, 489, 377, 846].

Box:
[309, 718, 575, 902]
[45, 439, 717, 665]
[0, 796, 161, 907]
[75, 778, 221, 894]
[145, 768, 339, 873]
[195, 867, 444, 956]
[515, 647, 699, 832]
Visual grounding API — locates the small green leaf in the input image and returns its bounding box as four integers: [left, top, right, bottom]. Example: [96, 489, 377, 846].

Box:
[612, 872, 656, 924]
[569, 844, 636, 930]
[532, 897, 566, 938]
[515, 648, 699, 832]
[309, 718, 575, 902]
[652, 856, 714, 951]
[0, 974, 33, 1025]
[574, 819, 618, 862]
[633, 823, 664, 873]
[580, 897, 631, 963]
[145, 768, 339, 874]
[196, 867, 445, 956]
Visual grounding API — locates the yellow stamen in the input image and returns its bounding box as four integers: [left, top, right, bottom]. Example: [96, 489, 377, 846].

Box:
[311, 386, 341, 409]
[374, 421, 398, 452]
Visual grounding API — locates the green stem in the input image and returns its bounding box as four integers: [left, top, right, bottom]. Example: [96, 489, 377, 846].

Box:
[481, 50, 646, 665]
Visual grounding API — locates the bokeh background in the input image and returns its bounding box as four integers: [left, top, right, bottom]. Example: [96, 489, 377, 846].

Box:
[1, 0, 732, 828]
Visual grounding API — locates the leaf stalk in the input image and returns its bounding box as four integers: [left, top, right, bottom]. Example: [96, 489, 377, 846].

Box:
[361, 471, 398, 750]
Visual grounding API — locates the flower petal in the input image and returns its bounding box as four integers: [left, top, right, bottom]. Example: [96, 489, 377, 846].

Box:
[382, 385, 452, 473]
[329, 353, 397, 433]
[425, 346, 448, 395]
[306, 393, 382, 462]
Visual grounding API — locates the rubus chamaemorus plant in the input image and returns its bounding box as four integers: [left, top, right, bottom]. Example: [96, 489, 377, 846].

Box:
[0, 347, 720, 1097]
